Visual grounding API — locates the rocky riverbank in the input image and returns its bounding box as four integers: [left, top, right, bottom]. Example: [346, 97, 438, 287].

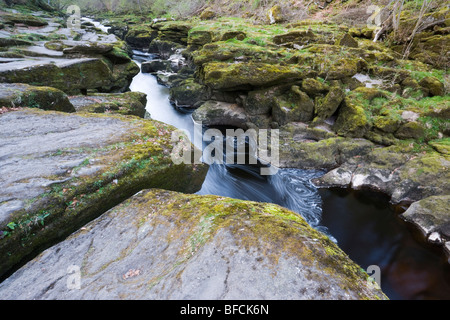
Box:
[114, 9, 449, 259]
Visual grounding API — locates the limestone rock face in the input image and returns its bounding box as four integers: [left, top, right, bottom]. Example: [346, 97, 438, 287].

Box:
[0, 189, 387, 300]
[0, 109, 208, 279]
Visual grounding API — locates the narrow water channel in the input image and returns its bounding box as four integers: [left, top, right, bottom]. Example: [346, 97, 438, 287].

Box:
[130, 51, 450, 300]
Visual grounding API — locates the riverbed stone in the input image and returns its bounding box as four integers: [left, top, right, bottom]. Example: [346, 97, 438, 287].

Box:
[0, 189, 387, 300]
[0, 108, 208, 279]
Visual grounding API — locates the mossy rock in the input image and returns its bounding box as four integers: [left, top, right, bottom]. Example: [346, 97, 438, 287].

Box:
[429, 139, 450, 155]
[352, 87, 389, 101]
[419, 76, 445, 97]
[1, 12, 48, 27]
[169, 78, 210, 108]
[368, 66, 410, 84]
[62, 43, 114, 55]
[0, 58, 115, 95]
[70, 91, 147, 118]
[0, 108, 208, 279]
[394, 121, 426, 140]
[244, 84, 291, 116]
[199, 7, 216, 20]
[373, 112, 401, 133]
[401, 195, 450, 240]
[148, 39, 185, 59]
[272, 85, 315, 125]
[335, 33, 358, 48]
[200, 62, 305, 91]
[301, 78, 329, 97]
[320, 56, 360, 80]
[108, 60, 140, 93]
[141, 59, 171, 73]
[0, 37, 34, 47]
[314, 86, 345, 120]
[267, 5, 283, 24]
[221, 31, 247, 41]
[124, 27, 158, 49]
[192, 100, 248, 128]
[272, 30, 316, 45]
[0, 189, 387, 299]
[187, 30, 213, 48]
[0, 83, 75, 112]
[44, 40, 71, 51]
[334, 98, 370, 138]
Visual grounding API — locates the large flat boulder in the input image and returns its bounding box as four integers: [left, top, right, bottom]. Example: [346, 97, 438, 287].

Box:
[0, 109, 208, 279]
[200, 62, 306, 91]
[0, 189, 387, 300]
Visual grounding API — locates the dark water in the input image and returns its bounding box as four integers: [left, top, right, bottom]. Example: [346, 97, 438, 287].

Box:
[130, 51, 450, 300]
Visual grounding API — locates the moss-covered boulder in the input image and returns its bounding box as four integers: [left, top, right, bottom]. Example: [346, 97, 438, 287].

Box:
[334, 98, 370, 138]
[314, 86, 345, 120]
[1, 12, 48, 27]
[0, 37, 34, 47]
[0, 58, 114, 95]
[199, 7, 216, 20]
[301, 78, 329, 97]
[187, 29, 213, 49]
[419, 76, 445, 97]
[0, 83, 75, 112]
[244, 84, 290, 116]
[272, 85, 315, 125]
[200, 62, 305, 91]
[267, 5, 283, 24]
[335, 33, 358, 48]
[141, 59, 171, 73]
[373, 113, 402, 134]
[69, 91, 147, 118]
[148, 39, 185, 59]
[124, 27, 158, 49]
[0, 189, 387, 300]
[0, 108, 208, 279]
[394, 121, 426, 140]
[62, 43, 114, 55]
[169, 78, 210, 108]
[192, 100, 248, 128]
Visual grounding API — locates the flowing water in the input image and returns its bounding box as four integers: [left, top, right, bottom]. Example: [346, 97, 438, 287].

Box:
[130, 50, 450, 300]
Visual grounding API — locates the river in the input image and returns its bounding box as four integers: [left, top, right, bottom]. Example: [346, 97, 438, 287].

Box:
[129, 51, 450, 300]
